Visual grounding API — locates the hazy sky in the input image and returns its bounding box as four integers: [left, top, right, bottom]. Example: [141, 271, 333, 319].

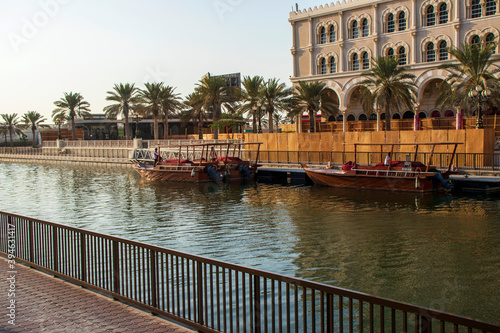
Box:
[0, 0, 325, 121]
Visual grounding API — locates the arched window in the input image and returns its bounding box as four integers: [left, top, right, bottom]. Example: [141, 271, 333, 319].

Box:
[329, 57, 337, 73]
[471, 0, 482, 18]
[398, 47, 407, 65]
[471, 34, 480, 45]
[439, 40, 448, 60]
[320, 58, 327, 74]
[387, 47, 395, 58]
[486, 0, 497, 15]
[387, 13, 395, 33]
[431, 110, 441, 118]
[319, 27, 327, 44]
[351, 53, 359, 71]
[403, 111, 414, 119]
[369, 113, 377, 120]
[418, 112, 427, 119]
[426, 6, 436, 26]
[486, 33, 496, 53]
[347, 114, 356, 121]
[352, 21, 359, 39]
[444, 110, 455, 117]
[362, 52, 370, 69]
[359, 114, 368, 120]
[398, 11, 407, 31]
[439, 3, 448, 24]
[426, 42, 435, 62]
[392, 113, 401, 119]
[362, 19, 369, 37]
[329, 25, 336, 42]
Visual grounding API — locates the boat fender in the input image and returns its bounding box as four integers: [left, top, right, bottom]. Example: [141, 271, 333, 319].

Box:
[415, 176, 420, 189]
[415, 167, 422, 173]
[191, 169, 196, 177]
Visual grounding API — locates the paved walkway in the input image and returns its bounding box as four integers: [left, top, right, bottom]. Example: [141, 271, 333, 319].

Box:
[0, 257, 196, 333]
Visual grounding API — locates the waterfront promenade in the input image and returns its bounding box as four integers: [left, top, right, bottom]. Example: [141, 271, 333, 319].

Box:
[0, 257, 195, 333]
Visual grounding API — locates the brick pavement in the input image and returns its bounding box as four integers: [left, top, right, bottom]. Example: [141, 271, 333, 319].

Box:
[0, 257, 196, 333]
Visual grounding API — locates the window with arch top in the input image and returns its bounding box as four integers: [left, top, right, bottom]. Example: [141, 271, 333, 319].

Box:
[439, 40, 448, 60]
[329, 57, 337, 73]
[439, 3, 448, 24]
[387, 48, 395, 58]
[471, 34, 480, 45]
[319, 27, 327, 44]
[471, 0, 482, 18]
[486, 0, 497, 15]
[398, 47, 407, 65]
[352, 20, 359, 39]
[486, 33, 497, 53]
[387, 13, 395, 33]
[398, 11, 407, 31]
[361, 18, 369, 37]
[426, 6, 436, 26]
[329, 25, 336, 42]
[351, 53, 359, 71]
[362, 52, 370, 69]
[320, 58, 327, 74]
[426, 42, 436, 62]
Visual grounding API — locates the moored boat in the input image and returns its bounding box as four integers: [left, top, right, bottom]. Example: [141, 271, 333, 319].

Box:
[302, 143, 461, 192]
[131, 142, 261, 183]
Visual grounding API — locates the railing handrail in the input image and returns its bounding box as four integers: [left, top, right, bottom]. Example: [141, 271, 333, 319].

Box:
[1, 211, 499, 332]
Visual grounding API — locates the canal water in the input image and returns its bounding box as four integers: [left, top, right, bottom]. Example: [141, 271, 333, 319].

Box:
[0, 161, 499, 325]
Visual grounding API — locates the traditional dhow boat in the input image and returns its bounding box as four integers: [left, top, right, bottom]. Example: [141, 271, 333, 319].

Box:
[302, 143, 461, 192]
[131, 142, 261, 183]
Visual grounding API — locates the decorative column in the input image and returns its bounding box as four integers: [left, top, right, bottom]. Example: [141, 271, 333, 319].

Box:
[341, 107, 348, 132]
[309, 18, 315, 76]
[456, 108, 463, 130]
[338, 11, 344, 72]
[414, 104, 420, 131]
[376, 110, 381, 132]
[290, 21, 297, 77]
[411, 0, 418, 64]
[373, 4, 379, 58]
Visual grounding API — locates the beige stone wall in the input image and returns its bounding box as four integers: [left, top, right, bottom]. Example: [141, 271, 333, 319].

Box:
[289, 0, 500, 127]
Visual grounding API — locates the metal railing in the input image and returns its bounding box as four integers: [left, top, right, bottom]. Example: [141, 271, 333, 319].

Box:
[1, 211, 498, 332]
[255, 151, 500, 171]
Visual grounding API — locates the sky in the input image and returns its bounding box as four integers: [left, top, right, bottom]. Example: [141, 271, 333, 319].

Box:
[0, 0, 325, 122]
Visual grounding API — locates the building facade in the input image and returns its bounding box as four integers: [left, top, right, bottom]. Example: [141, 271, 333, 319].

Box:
[289, 0, 500, 131]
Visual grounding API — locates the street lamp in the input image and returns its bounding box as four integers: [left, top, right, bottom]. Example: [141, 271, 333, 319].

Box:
[468, 85, 492, 129]
[54, 118, 62, 139]
[131, 113, 142, 138]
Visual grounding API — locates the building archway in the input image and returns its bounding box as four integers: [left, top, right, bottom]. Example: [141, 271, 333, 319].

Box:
[431, 110, 441, 118]
[444, 110, 455, 117]
[402, 111, 414, 119]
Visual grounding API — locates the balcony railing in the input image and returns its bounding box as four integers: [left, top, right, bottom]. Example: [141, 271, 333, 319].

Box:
[1, 211, 499, 332]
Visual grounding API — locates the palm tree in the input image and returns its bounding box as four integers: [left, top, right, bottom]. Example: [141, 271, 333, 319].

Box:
[436, 41, 500, 128]
[1, 113, 23, 146]
[195, 76, 237, 139]
[358, 56, 417, 131]
[290, 81, 339, 133]
[52, 92, 91, 140]
[239, 76, 264, 133]
[261, 78, 293, 133]
[182, 92, 206, 139]
[22, 111, 47, 146]
[104, 83, 140, 140]
[138, 82, 164, 140]
[160, 86, 183, 139]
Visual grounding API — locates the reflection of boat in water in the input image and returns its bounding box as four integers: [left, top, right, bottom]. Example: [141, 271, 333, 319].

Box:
[131, 142, 261, 183]
[302, 143, 460, 193]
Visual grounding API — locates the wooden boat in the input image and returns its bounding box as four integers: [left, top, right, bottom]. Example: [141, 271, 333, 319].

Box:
[302, 143, 461, 193]
[131, 142, 261, 183]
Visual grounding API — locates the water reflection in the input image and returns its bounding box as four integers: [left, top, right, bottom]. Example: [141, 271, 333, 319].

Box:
[0, 161, 499, 324]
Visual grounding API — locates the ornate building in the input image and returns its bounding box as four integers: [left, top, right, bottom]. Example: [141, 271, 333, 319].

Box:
[289, 0, 499, 131]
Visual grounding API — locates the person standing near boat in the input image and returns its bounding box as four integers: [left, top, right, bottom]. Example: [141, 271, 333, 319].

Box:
[384, 152, 391, 166]
[210, 147, 217, 162]
[153, 148, 159, 167]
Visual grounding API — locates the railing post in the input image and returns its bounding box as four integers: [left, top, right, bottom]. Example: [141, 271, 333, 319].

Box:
[52, 226, 58, 273]
[112, 241, 120, 295]
[253, 275, 261, 333]
[150, 249, 158, 308]
[80, 233, 87, 282]
[420, 316, 431, 333]
[29, 220, 34, 263]
[196, 262, 204, 326]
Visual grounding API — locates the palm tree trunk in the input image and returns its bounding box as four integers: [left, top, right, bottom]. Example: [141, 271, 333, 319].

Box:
[164, 113, 169, 140]
[309, 109, 315, 133]
[213, 103, 220, 140]
[252, 110, 257, 133]
[71, 116, 76, 140]
[153, 116, 159, 140]
[9, 129, 13, 147]
[124, 104, 130, 141]
[268, 109, 274, 133]
[32, 128, 36, 146]
[198, 113, 203, 140]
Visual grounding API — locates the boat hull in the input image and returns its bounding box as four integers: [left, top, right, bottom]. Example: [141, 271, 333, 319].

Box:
[304, 168, 437, 192]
